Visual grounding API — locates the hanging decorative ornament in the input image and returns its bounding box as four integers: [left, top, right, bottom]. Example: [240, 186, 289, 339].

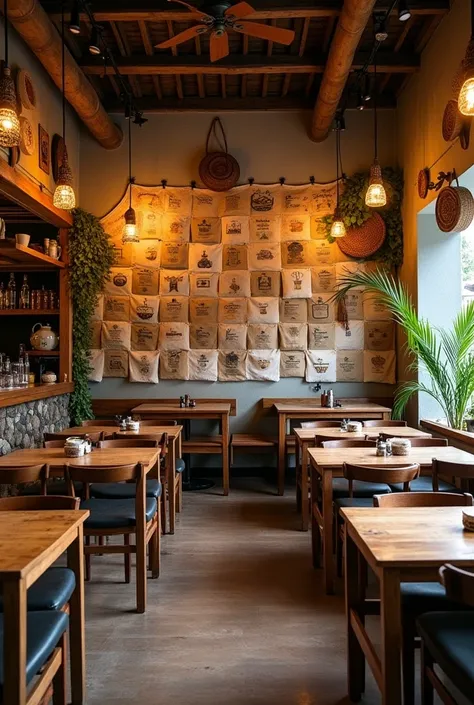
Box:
[0, 0, 20, 148]
[330, 118, 346, 238]
[442, 99, 463, 142]
[417, 167, 430, 199]
[122, 114, 139, 243]
[53, 4, 76, 210]
[436, 182, 474, 233]
[365, 52, 386, 208]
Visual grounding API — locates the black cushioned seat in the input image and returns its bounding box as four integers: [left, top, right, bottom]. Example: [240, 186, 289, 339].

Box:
[0, 611, 69, 688]
[0, 568, 75, 613]
[176, 458, 185, 473]
[334, 497, 374, 510]
[80, 497, 157, 529]
[389, 476, 457, 493]
[400, 582, 464, 614]
[417, 611, 474, 702]
[332, 478, 391, 499]
[90, 479, 162, 500]
[20, 480, 83, 496]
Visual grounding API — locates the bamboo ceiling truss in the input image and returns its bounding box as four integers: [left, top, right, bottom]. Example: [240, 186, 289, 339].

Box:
[37, 0, 447, 133]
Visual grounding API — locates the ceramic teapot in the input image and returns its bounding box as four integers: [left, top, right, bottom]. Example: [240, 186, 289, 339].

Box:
[30, 323, 59, 351]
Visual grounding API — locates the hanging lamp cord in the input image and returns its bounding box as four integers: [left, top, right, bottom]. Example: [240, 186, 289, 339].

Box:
[373, 52, 378, 161]
[128, 113, 132, 209]
[4, 0, 8, 67]
[61, 1, 66, 143]
[335, 127, 340, 207]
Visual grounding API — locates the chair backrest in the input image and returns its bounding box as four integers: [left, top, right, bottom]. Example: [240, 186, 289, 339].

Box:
[299, 421, 342, 429]
[363, 420, 407, 428]
[400, 438, 447, 447]
[440, 564, 474, 607]
[65, 463, 143, 491]
[0, 464, 48, 494]
[138, 419, 178, 426]
[378, 432, 433, 441]
[98, 438, 159, 449]
[320, 440, 376, 449]
[433, 457, 474, 491]
[44, 439, 67, 449]
[315, 434, 369, 446]
[373, 491, 473, 508]
[44, 431, 102, 443]
[0, 495, 80, 511]
[81, 419, 119, 427]
[343, 462, 420, 495]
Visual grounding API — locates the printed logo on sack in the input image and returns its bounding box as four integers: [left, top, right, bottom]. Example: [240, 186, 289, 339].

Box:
[251, 190, 274, 212]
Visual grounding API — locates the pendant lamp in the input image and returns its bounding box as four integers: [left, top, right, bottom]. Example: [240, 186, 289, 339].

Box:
[330, 121, 346, 238]
[122, 114, 139, 243]
[458, 0, 474, 116]
[0, 0, 20, 148]
[365, 53, 387, 208]
[53, 3, 76, 210]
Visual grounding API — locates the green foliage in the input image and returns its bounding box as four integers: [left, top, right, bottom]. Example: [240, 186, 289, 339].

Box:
[335, 268, 474, 429]
[68, 209, 115, 425]
[323, 167, 404, 268]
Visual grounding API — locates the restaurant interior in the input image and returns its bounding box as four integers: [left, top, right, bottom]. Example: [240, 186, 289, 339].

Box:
[0, 0, 474, 704]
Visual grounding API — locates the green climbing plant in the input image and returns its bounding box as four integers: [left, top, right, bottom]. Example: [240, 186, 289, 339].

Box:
[68, 209, 115, 425]
[323, 167, 404, 268]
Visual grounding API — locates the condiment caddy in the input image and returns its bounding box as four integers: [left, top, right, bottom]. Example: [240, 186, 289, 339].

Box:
[320, 389, 342, 408]
[180, 395, 196, 408]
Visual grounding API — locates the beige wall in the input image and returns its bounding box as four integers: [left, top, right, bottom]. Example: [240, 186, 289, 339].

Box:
[0, 19, 80, 200]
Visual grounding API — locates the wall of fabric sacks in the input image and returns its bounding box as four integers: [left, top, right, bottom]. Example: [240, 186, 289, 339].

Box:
[89, 182, 396, 385]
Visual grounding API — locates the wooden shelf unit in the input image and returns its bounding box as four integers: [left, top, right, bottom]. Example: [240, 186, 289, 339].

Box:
[0, 241, 65, 270]
[0, 309, 60, 316]
[28, 350, 60, 357]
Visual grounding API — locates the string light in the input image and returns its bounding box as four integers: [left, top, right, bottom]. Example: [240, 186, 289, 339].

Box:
[122, 114, 139, 243]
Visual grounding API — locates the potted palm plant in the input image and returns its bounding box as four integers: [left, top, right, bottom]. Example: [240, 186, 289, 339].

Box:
[335, 267, 474, 430]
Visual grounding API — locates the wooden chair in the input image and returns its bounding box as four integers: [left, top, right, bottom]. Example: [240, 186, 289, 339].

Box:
[0, 495, 80, 511]
[44, 439, 69, 449]
[363, 420, 408, 427]
[65, 463, 160, 613]
[98, 439, 159, 449]
[44, 431, 103, 443]
[299, 421, 342, 429]
[433, 457, 474, 493]
[418, 564, 474, 705]
[373, 492, 473, 705]
[401, 438, 447, 447]
[0, 464, 48, 495]
[320, 439, 376, 449]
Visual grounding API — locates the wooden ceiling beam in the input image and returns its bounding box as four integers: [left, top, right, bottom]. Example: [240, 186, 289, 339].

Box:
[166, 20, 184, 100]
[81, 52, 419, 75]
[299, 17, 311, 57]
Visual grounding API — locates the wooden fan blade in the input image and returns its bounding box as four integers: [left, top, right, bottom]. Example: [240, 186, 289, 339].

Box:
[225, 2, 255, 19]
[210, 31, 230, 62]
[167, 0, 212, 20]
[233, 20, 295, 45]
[156, 24, 209, 49]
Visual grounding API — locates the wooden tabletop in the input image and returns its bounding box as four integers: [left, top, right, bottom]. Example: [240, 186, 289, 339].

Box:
[294, 426, 431, 441]
[59, 425, 182, 439]
[0, 510, 89, 582]
[274, 402, 392, 414]
[132, 402, 231, 415]
[0, 447, 160, 470]
[341, 506, 474, 568]
[308, 444, 474, 468]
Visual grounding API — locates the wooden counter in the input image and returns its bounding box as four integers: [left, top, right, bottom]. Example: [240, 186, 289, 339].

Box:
[0, 382, 74, 409]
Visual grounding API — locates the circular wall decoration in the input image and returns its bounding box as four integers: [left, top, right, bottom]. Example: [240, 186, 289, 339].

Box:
[417, 167, 430, 199]
[19, 116, 35, 155]
[17, 70, 37, 111]
[336, 212, 386, 258]
[199, 151, 240, 192]
[442, 100, 463, 142]
[435, 185, 474, 232]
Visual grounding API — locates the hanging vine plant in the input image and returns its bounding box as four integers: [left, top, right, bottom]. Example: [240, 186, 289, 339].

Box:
[68, 209, 115, 425]
[323, 166, 404, 268]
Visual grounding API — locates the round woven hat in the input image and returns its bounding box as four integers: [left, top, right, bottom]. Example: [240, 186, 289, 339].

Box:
[199, 117, 240, 192]
[418, 167, 430, 199]
[337, 212, 386, 258]
[436, 185, 474, 232]
[442, 100, 463, 142]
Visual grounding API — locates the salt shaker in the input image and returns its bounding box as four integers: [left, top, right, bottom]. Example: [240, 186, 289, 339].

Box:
[376, 435, 387, 457]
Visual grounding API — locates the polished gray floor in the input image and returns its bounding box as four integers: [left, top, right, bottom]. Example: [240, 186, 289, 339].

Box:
[84, 479, 381, 705]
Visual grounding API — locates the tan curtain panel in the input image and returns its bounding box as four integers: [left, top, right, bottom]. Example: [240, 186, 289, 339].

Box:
[132, 267, 159, 296]
[247, 350, 280, 381]
[281, 269, 312, 298]
[364, 321, 395, 351]
[190, 324, 218, 350]
[248, 243, 281, 271]
[88, 349, 104, 382]
[336, 350, 363, 382]
[161, 242, 189, 269]
[218, 350, 247, 381]
[311, 265, 336, 293]
[221, 216, 250, 244]
[219, 185, 251, 216]
[249, 215, 281, 243]
[247, 297, 279, 324]
[218, 324, 248, 350]
[191, 217, 221, 244]
[307, 294, 335, 324]
[189, 297, 219, 324]
[218, 298, 248, 324]
[192, 189, 222, 217]
[278, 323, 308, 351]
[335, 320, 364, 350]
[130, 295, 159, 324]
[305, 350, 337, 383]
[133, 240, 161, 268]
[104, 267, 133, 296]
[129, 352, 159, 384]
[250, 271, 281, 297]
[280, 350, 305, 377]
[279, 298, 307, 323]
[189, 244, 223, 273]
[158, 323, 190, 351]
[188, 350, 218, 381]
[363, 350, 396, 384]
[308, 323, 335, 350]
[249, 185, 282, 215]
[189, 272, 219, 297]
[104, 296, 130, 322]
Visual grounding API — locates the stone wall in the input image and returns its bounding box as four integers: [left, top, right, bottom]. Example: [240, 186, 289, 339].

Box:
[0, 394, 70, 456]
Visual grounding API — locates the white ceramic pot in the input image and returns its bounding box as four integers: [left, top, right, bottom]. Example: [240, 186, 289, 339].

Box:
[30, 323, 59, 351]
[41, 371, 57, 384]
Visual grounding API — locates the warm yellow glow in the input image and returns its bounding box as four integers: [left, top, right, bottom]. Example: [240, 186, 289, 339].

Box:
[458, 77, 474, 116]
[330, 218, 346, 238]
[53, 184, 76, 210]
[0, 108, 20, 147]
[123, 222, 139, 243]
[365, 182, 387, 207]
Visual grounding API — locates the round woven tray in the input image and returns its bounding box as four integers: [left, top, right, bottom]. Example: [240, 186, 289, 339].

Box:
[199, 151, 240, 192]
[336, 212, 386, 258]
[436, 185, 474, 233]
[442, 100, 463, 142]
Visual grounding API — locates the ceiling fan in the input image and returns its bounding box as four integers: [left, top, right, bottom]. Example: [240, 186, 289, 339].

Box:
[155, 1, 296, 62]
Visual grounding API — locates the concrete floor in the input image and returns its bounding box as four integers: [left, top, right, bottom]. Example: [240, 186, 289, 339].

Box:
[84, 479, 382, 705]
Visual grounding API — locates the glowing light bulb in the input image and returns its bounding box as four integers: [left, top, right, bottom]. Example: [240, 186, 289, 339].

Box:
[459, 77, 474, 116]
[122, 207, 139, 243]
[330, 218, 346, 238]
[53, 184, 76, 210]
[365, 182, 387, 207]
[0, 108, 20, 147]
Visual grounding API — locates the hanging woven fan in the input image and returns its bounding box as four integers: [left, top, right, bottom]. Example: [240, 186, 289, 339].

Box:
[155, 1, 295, 62]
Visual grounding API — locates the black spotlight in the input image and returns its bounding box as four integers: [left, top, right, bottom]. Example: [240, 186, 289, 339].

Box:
[356, 92, 365, 110]
[69, 0, 81, 35]
[398, 0, 411, 22]
[89, 27, 101, 55]
[362, 73, 371, 102]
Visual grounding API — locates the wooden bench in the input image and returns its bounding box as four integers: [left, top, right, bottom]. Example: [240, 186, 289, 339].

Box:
[182, 436, 223, 454]
[230, 434, 278, 465]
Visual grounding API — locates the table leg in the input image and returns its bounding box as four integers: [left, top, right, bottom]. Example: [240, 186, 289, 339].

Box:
[295, 437, 302, 512]
[322, 468, 335, 595]
[300, 440, 309, 531]
[277, 413, 286, 496]
[168, 437, 177, 534]
[380, 569, 402, 705]
[67, 524, 86, 705]
[222, 412, 230, 496]
[2, 578, 27, 705]
[310, 462, 321, 568]
[345, 531, 365, 702]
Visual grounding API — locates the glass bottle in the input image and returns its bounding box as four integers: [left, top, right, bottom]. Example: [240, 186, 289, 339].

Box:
[40, 284, 47, 310]
[6, 273, 16, 309]
[20, 274, 30, 309]
[0, 282, 4, 310]
[24, 352, 30, 385]
[18, 359, 25, 386]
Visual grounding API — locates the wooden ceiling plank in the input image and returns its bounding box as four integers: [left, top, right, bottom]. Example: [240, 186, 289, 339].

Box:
[378, 73, 391, 94]
[152, 76, 163, 100]
[110, 20, 130, 57]
[281, 73, 291, 96]
[241, 34, 248, 98]
[194, 34, 205, 98]
[394, 16, 414, 53]
[138, 19, 154, 55]
[166, 19, 184, 100]
[299, 17, 310, 57]
[262, 75, 269, 98]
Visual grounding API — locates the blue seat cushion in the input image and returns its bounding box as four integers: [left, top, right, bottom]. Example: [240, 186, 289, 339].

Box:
[176, 458, 185, 474]
[417, 611, 474, 701]
[0, 611, 69, 687]
[334, 497, 375, 510]
[332, 478, 391, 498]
[401, 582, 464, 615]
[20, 480, 83, 496]
[0, 568, 75, 613]
[80, 498, 157, 529]
[389, 476, 458, 492]
[90, 480, 162, 500]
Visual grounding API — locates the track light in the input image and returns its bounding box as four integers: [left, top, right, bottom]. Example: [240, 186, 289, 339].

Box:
[356, 92, 365, 110]
[69, 1, 81, 35]
[363, 73, 371, 101]
[124, 101, 133, 120]
[374, 18, 388, 42]
[89, 27, 101, 55]
[398, 0, 411, 22]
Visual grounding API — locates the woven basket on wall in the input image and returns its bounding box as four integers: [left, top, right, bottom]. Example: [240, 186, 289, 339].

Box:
[435, 184, 474, 232]
[336, 212, 386, 258]
[199, 117, 240, 192]
[442, 99, 463, 142]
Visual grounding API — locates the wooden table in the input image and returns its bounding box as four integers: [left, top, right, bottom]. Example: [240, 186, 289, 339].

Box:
[274, 402, 392, 496]
[294, 426, 432, 532]
[0, 510, 89, 705]
[341, 506, 474, 705]
[308, 444, 474, 594]
[58, 426, 182, 534]
[0, 447, 160, 471]
[131, 403, 231, 495]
